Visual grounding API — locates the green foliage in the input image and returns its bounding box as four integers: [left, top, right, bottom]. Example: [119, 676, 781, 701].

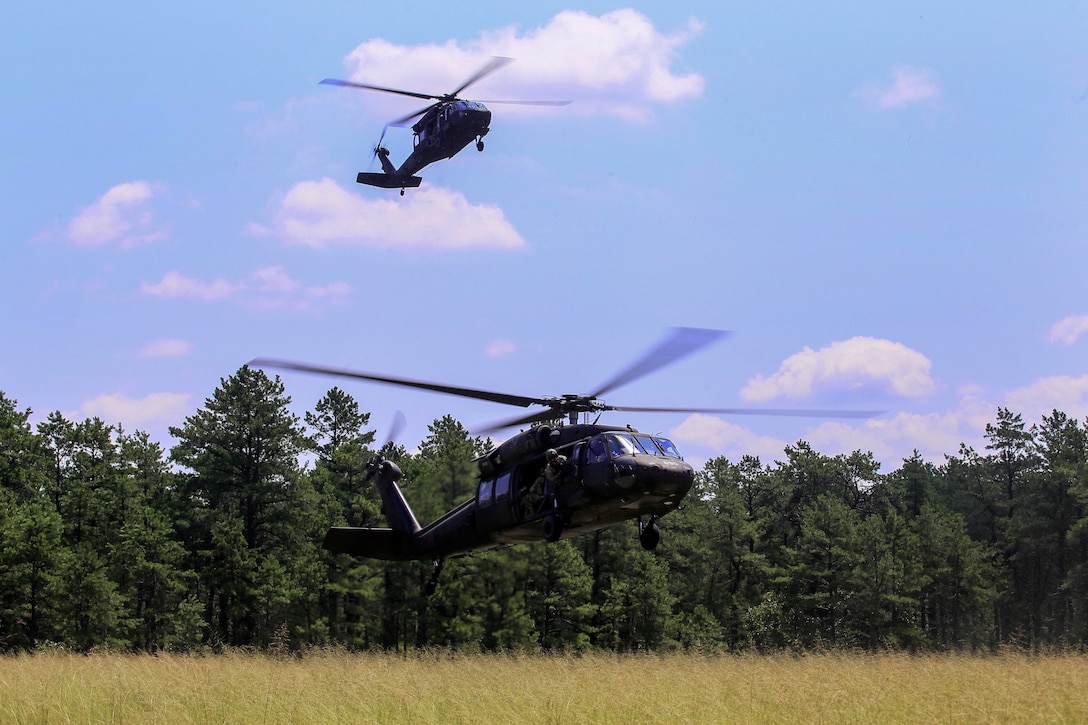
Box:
[3, 377, 1088, 655]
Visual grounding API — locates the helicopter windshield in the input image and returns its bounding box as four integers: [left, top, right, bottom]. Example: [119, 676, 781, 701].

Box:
[652, 437, 682, 458]
[604, 433, 682, 459]
[606, 434, 641, 458]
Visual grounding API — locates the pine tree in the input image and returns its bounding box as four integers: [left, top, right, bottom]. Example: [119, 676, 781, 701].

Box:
[170, 365, 311, 647]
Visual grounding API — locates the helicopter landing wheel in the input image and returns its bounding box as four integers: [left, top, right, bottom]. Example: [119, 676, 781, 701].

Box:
[639, 518, 661, 551]
[476, 139, 485, 152]
[542, 513, 563, 542]
[400, 188, 405, 196]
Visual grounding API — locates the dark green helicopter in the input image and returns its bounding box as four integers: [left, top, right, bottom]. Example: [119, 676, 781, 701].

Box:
[253, 328, 876, 593]
[321, 56, 570, 194]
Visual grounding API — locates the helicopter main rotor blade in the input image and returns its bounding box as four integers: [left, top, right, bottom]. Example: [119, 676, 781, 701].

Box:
[476, 408, 565, 434]
[249, 358, 545, 409]
[474, 99, 573, 106]
[450, 56, 513, 97]
[389, 103, 439, 127]
[589, 327, 731, 399]
[608, 405, 882, 419]
[319, 78, 439, 101]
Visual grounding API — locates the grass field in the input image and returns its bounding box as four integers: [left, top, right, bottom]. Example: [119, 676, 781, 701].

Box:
[1, 650, 1086, 724]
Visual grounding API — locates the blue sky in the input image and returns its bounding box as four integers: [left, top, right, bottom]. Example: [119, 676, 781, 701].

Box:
[3, 2, 1086, 470]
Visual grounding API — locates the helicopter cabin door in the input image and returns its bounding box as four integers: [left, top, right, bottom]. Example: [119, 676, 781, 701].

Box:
[476, 472, 516, 532]
[580, 435, 612, 492]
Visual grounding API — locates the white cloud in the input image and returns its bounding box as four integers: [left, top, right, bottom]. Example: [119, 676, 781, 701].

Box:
[67, 181, 166, 248]
[805, 412, 968, 469]
[75, 392, 191, 429]
[741, 337, 936, 402]
[305, 281, 353, 299]
[1048, 314, 1088, 346]
[1005, 375, 1088, 423]
[484, 339, 518, 358]
[337, 9, 704, 122]
[139, 339, 193, 358]
[856, 64, 940, 110]
[255, 178, 526, 252]
[669, 414, 789, 463]
[140, 266, 353, 309]
[253, 265, 300, 294]
[671, 374, 1088, 473]
[141, 270, 241, 301]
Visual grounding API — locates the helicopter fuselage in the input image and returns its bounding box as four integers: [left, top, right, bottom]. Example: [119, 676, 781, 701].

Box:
[323, 424, 695, 562]
[357, 100, 493, 190]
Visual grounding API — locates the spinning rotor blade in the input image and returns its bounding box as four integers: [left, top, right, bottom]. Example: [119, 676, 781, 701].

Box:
[319, 78, 438, 101]
[609, 405, 881, 419]
[389, 103, 439, 127]
[590, 327, 731, 399]
[474, 99, 572, 107]
[249, 358, 544, 409]
[450, 56, 513, 97]
[367, 126, 389, 170]
[477, 408, 564, 435]
[380, 410, 407, 450]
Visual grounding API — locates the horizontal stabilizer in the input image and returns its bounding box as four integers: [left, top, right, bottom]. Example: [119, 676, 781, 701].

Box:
[323, 527, 410, 560]
[356, 172, 423, 189]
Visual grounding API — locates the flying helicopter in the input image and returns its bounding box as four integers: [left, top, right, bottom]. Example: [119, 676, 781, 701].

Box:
[252, 328, 878, 594]
[320, 56, 570, 194]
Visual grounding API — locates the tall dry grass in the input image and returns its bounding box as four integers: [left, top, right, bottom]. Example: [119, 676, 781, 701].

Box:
[1, 650, 1086, 723]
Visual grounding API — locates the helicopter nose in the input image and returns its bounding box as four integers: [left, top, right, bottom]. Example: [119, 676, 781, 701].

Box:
[651, 458, 695, 495]
[614, 456, 694, 496]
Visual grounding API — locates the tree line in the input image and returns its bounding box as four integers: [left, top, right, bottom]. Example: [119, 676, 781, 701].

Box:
[1, 366, 1087, 653]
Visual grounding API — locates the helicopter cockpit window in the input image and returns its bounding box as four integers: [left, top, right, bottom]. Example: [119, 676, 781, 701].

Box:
[653, 437, 682, 459]
[634, 435, 662, 455]
[607, 434, 640, 458]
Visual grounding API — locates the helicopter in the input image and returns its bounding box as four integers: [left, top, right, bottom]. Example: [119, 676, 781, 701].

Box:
[252, 328, 878, 594]
[320, 56, 570, 194]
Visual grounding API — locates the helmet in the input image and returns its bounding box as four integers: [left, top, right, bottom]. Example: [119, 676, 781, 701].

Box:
[546, 448, 558, 460]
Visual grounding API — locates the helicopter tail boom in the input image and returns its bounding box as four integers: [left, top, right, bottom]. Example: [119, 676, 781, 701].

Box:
[356, 172, 423, 189]
[323, 527, 408, 560]
[323, 457, 423, 560]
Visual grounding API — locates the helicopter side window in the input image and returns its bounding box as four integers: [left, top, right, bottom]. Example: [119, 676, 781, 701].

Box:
[653, 437, 682, 459]
[570, 442, 585, 478]
[495, 472, 511, 499]
[478, 480, 494, 508]
[586, 437, 608, 464]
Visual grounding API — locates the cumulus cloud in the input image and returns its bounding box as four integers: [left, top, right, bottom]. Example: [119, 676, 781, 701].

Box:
[336, 9, 704, 122]
[1048, 314, 1088, 346]
[671, 372, 1088, 473]
[669, 414, 789, 462]
[75, 392, 191, 429]
[67, 181, 166, 248]
[141, 270, 240, 301]
[140, 266, 352, 309]
[805, 412, 968, 469]
[856, 64, 940, 110]
[252, 178, 526, 252]
[139, 339, 193, 358]
[1004, 375, 1088, 423]
[670, 385, 991, 471]
[741, 337, 936, 402]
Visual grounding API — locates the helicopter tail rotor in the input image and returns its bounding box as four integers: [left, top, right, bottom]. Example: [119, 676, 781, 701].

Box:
[367, 126, 389, 170]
